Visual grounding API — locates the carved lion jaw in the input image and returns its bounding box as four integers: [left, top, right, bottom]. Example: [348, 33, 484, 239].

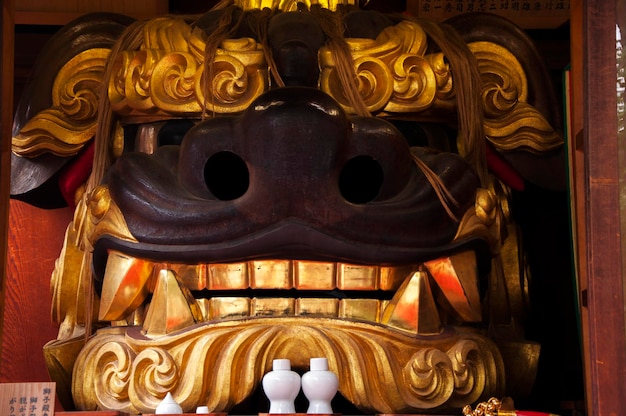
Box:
[98, 251, 483, 337]
[74, 244, 503, 415]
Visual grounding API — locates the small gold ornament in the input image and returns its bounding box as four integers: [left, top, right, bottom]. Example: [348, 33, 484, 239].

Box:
[462, 397, 502, 416]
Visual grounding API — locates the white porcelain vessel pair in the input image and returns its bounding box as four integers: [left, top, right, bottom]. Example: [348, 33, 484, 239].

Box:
[262, 357, 339, 414]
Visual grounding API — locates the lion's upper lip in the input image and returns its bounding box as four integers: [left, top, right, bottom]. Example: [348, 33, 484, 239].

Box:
[92, 219, 492, 283]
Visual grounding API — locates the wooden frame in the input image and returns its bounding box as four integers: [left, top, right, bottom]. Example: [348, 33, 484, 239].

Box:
[0, 0, 15, 366]
[1, 0, 626, 413]
[569, 0, 626, 413]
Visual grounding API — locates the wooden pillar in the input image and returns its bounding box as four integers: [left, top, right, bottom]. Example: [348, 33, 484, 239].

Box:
[0, 0, 15, 365]
[581, 0, 626, 413]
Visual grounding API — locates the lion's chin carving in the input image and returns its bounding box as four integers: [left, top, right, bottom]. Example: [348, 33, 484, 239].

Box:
[69, 319, 505, 414]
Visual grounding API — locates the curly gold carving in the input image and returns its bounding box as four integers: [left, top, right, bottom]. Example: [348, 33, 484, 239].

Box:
[320, 21, 440, 115]
[71, 319, 503, 414]
[448, 340, 485, 405]
[469, 41, 527, 117]
[197, 42, 269, 113]
[345, 54, 394, 112]
[386, 53, 437, 112]
[402, 349, 454, 407]
[425, 52, 454, 101]
[130, 348, 179, 408]
[127, 49, 165, 112]
[72, 329, 136, 414]
[234, 0, 358, 10]
[151, 52, 201, 113]
[484, 102, 564, 153]
[99, 342, 134, 402]
[12, 48, 110, 157]
[109, 17, 269, 118]
[468, 41, 563, 153]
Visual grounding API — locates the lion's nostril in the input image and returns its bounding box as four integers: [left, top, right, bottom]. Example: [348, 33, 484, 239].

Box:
[339, 155, 384, 204]
[204, 151, 249, 201]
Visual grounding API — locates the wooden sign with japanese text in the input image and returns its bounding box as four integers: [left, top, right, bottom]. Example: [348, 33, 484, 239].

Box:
[406, 0, 570, 28]
[0, 383, 55, 416]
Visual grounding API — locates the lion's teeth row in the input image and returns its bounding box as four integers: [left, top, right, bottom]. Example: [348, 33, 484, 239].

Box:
[100, 251, 483, 338]
[115, 296, 390, 326]
[156, 258, 416, 292]
[99, 253, 414, 322]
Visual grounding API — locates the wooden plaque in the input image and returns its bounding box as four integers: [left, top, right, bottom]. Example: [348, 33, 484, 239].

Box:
[0, 382, 55, 416]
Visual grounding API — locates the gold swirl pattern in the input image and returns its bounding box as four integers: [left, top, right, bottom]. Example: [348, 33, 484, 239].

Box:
[130, 348, 179, 408]
[320, 20, 441, 114]
[12, 48, 110, 157]
[483, 102, 564, 153]
[109, 18, 269, 118]
[468, 41, 563, 153]
[198, 40, 269, 113]
[234, 0, 358, 10]
[127, 49, 166, 112]
[402, 348, 454, 408]
[387, 53, 437, 112]
[151, 51, 201, 112]
[71, 319, 504, 414]
[425, 52, 455, 101]
[470, 42, 527, 118]
[447, 340, 485, 406]
[99, 342, 135, 402]
[72, 329, 137, 414]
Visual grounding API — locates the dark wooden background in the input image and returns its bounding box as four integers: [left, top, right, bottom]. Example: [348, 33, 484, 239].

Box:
[1, 1, 612, 414]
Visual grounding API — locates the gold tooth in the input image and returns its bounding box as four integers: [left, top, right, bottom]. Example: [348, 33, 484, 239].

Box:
[208, 262, 249, 290]
[295, 298, 339, 317]
[294, 260, 336, 290]
[98, 251, 155, 321]
[167, 263, 207, 291]
[381, 269, 442, 335]
[196, 298, 210, 321]
[251, 298, 295, 316]
[249, 260, 292, 289]
[338, 299, 382, 322]
[143, 269, 200, 336]
[337, 264, 379, 290]
[424, 251, 481, 322]
[209, 297, 250, 320]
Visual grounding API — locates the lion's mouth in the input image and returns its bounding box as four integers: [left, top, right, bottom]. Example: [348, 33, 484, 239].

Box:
[96, 247, 483, 338]
[83, 86, 492, 341]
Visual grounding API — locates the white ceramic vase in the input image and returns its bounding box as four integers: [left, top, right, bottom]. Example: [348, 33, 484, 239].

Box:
[155, 391, 183, 414]
[262, 358, 302, 414]
[301, 357, 338, 414]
